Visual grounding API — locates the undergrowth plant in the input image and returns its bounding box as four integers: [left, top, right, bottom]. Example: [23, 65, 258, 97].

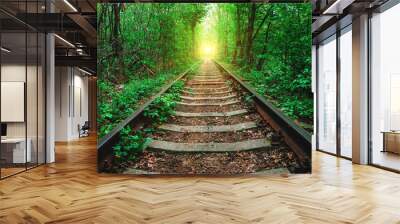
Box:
[98, 71, 182, 138]
[112, 80, 185, 165]
[113, 127, 152, 164]
[144, 80, 185, 124]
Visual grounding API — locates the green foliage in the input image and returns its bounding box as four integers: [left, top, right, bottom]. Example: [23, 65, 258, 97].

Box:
[113, 80, 184, 163]
[98, 3, 206, 82]
[98, 3, 313, 139]
[210, 3, 313, 125]
[98, 3, 206, 138]
[97, 71, 181, 138]
[144, 80, 184, 124]
[113, 127, 152, 163]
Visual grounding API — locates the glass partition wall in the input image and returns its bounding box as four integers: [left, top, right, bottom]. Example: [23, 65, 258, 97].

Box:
[0, 2, 46, 179]
[317, 34, 337, 154]
[370, 3, 400, 171]
[316, 25, 353, 159]
[316, 0, 400, 172]
[339, 26, 352, 159]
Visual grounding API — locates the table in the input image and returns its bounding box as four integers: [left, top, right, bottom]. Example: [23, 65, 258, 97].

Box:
[382, 131, 400, 154]
[1, 138, 32, 163]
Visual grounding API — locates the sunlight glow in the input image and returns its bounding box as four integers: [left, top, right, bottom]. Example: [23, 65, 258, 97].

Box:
[200, 44, 216, 58]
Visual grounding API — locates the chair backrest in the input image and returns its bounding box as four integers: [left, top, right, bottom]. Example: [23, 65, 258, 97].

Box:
[82, 121, 90, 129]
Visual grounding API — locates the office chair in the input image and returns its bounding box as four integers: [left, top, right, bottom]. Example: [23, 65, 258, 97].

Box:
[78, 121, 90, 138]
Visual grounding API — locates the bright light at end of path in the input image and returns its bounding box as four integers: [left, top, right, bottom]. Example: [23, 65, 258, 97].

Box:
[200, 44, 216, 59]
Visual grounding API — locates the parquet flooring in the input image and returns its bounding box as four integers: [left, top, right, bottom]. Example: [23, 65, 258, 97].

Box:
[1, 136, 400, 223]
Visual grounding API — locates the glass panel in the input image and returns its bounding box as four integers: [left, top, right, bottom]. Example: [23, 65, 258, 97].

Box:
[318, 35, 337, 154]
[0, 0, 46, 178]
[27, 2, 38, 169]
[1, 30, 28, 177]
[27, 31, 38, 169]
[38, 32, 45, 165]
[339, 27, 352, 158]
[371, 4, 400, 171]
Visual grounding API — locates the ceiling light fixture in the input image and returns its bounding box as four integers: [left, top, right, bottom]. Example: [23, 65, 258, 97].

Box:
[63, 0, 78, 12]
[78, 67, 93, 76]
[1, 47, 11, 53]
[54, 34, 75, 48]
[322, 0, 354, 15]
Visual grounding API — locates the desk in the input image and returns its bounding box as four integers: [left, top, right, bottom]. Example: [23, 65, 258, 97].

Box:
[1, 138, 31, 163]
[382, 131, 400, 154]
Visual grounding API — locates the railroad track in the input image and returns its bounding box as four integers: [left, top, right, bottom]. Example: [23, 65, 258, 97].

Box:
[149, 62, 272, 152]
[98, 60, 311, 174]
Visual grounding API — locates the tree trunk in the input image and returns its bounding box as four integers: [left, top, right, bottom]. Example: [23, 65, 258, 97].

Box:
[232, 5, 241, 64]
[245, 3, 257, 66]
[113, 4, 124, 81]
[191, 23, 196, 58]
[256, 22, 272, 71]
[238, 6, 247, 62]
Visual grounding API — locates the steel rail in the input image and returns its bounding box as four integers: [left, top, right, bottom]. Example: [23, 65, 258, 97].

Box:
[97, 64, 198, 172]
[214, 61, 311, 172]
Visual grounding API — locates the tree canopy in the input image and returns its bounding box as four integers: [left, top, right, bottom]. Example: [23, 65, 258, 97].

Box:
[97, 3, 312, 137]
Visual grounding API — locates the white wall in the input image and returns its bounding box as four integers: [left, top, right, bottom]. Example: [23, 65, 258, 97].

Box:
[55, 67, 69, 141]
[55, 67, 89, 141]
[1, 64, 41, 137]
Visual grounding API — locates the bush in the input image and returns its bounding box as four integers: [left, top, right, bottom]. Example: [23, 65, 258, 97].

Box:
[113, 127, 152, 163]
[144, 80, 184, 123]
[98, 71, 181, 138]
[112, 80, 185, 164]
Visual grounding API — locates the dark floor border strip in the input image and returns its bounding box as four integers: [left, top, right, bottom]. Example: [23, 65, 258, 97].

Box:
[317, 148, 400, 174]
[0, 164, 45, 180]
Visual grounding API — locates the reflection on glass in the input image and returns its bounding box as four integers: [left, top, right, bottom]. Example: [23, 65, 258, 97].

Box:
[0, 1, 47, 178]
[38, 33, 46, 165]
[340, 27, 352, 158]
[27, 32, 38, 169]
[371, 4, 400, 171]
[318, 35, 337, 154]
[1, 32, 27, 177]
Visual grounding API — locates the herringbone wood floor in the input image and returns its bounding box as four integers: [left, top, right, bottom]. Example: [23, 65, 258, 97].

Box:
[1, 136, 400, 224]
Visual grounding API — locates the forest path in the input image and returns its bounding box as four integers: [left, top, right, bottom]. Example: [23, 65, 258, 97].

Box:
[128, 60, 300, 174]
[148, 60, 272, 152]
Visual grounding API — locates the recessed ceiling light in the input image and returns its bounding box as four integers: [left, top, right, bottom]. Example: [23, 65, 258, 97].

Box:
[322, 0, 354, 15]
[54, 34, 75, 48]
[78, 67, 93, 76]
[1, 47, 11, 53]
[63, 0, 78, 12]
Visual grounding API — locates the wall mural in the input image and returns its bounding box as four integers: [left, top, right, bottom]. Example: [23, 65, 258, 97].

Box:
[97, 3, 312, 175]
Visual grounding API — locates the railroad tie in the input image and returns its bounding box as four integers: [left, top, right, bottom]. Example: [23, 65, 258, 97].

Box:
[158, 122, 258, 132]
[148, 139, 271, 152]
[149, 62, 274, 155]
[173, 109, 248, 117]
[182, 90, 233, 95]
[175, 100, 240, 106]
[180, 94, 237, 100]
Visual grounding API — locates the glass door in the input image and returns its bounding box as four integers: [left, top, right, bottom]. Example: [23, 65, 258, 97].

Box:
[339, 26, 352, 158]
[370, 3, 400, 171]
[1, 31, 28, 178]
[0, 0, 47, 179]
[317, 35, 337, 154]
